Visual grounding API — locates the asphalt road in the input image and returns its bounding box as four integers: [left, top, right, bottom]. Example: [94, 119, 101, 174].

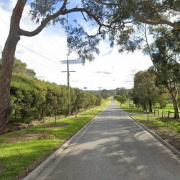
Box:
[36, 100, 180, 180]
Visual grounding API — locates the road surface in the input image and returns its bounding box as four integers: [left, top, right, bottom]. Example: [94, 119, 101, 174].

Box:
[36, 101, 180, 180]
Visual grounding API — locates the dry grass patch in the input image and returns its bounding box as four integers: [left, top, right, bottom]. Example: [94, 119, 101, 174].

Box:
[6, 132, 57, 143]
[44, 123, 69, 128]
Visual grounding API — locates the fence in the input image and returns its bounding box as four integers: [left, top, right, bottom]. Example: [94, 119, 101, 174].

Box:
[153, 109, 180, 118]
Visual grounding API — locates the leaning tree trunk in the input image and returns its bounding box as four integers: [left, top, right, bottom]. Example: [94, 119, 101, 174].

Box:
[167, 86, 179, 119]
[171, 95, 179, 119]
[0, 0, 26, 132]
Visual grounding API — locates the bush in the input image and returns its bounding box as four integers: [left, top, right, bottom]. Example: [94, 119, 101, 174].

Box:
[9, 75, 102, 123]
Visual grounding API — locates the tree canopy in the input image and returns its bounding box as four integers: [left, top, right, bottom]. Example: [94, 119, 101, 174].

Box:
[1, 0, 180, 131]
[149, 27, 180, 118]
[16, 0, 180, 61]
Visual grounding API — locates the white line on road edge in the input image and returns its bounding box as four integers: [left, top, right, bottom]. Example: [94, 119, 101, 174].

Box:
[23, 105, 108, 180]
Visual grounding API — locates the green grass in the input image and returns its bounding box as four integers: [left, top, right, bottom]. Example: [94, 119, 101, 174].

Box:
[0, 99, 110, 180]
[115, 100, 180, 136]
[131, 114, 180, 133]
[116, 101, 145, 114]
[116, 101, 176, 116]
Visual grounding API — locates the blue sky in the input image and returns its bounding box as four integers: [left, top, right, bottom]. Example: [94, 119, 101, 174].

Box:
[0, 0, 153, 90]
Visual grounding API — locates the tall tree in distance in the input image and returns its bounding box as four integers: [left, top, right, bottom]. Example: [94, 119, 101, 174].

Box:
[150, 27, 180, 118]
[133, 70, 158, 112]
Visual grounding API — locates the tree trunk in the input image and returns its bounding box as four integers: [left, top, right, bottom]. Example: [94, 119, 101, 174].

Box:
[167, 86, 179, 119]
[172, 95, 179, 119]
[0, 0, 26, 132]
[148, 100, 152, 113]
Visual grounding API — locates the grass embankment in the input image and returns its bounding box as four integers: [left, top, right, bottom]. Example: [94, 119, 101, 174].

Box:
[116, 101, 180, 152]
[0, 99, 110, 180]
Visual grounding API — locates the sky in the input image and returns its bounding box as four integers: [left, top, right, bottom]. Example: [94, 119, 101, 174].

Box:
[0, 0, 153, 90]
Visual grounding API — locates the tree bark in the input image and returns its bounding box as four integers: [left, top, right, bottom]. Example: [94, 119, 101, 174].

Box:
[148, 100, 152, 113]
[167, 86, 179, 119]
[0, 0, 26, 132]
[171, 94, 179, 119]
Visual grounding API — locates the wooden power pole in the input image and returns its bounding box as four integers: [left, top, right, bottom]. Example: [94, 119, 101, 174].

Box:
[61, 58, 76, 116]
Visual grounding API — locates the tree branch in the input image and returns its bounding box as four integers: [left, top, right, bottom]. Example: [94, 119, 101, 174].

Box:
[96, 0, 180, 30]
[19, 0, 68, 36]
[122, 0, 180, 30]
[129, 9, 180, 29]
[20, 6, 110, 37]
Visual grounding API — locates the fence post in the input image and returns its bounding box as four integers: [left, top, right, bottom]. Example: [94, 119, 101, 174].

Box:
[168, 111, 170, 118]
[147, 112, 149, 121]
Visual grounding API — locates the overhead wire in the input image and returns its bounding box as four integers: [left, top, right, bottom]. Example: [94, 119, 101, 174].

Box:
[0, 16, 65, 64]
[0, 35, 51, 68]
[22, 7, 66, 56]
[0, 33, 60, 65]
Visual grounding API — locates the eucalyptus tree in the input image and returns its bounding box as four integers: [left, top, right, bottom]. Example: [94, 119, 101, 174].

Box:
[133, 70, 158, 112]
[0, 0, 180, 131]
[150, 27, 180, 118]
[116, 87, 128, 97]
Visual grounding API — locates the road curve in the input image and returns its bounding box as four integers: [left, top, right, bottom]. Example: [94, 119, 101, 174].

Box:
[36, 100, 180, 180]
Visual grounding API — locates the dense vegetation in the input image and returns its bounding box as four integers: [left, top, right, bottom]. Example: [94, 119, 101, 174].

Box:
[1, 58, 102, 124]
[0, 0, 180, 131]
[114, 68, 180, 119]
[10, 74, 101, 124]
[0, 99, 109, 180]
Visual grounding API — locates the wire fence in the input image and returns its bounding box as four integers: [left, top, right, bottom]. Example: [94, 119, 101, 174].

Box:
[127, 105, 179, 119]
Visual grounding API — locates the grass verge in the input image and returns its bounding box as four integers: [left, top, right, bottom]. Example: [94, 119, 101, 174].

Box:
[0, 99, 110, 180]
[116, 101, 180, 153]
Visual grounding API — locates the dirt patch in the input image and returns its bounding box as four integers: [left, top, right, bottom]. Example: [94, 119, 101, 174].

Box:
[0, 116, 65, 135]
[140, 122, 180, 152]
[0, 123, 29, 135]
[6, 132, 57, 143]
[44, 123, 69, 128]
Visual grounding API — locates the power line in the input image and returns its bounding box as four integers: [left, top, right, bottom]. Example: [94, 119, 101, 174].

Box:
[0, 33, 60, 65]
[43, 30, 65, 47]
[15, 54, 49, 68]
[23, 8, 65, 49]
[0, 17, 64, 62]
[30, 40, 60, 61]
[18, 44, 60, 65]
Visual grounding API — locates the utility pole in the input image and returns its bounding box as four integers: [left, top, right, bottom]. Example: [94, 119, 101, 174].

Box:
[61, 14, 77, 116]
[61, 58, 76, 116]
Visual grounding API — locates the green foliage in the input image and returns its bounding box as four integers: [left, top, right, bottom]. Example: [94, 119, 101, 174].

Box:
[149, 27, 180, 118]
[0, 58, 36, 77]
[116, 87, 128, 97]
[0, 99, 110, 180]
[101, 89, 111, 99]
[114, 95, 127, 104]
[156, 87, 169, 108]
[9, 75, 102, 123]
[13, 58, 36, 77]
[133, 69, 159, 111]
[27, 0, 180, 61]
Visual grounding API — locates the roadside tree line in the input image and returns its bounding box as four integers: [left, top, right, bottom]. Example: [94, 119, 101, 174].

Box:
[117, 25, 180, 119]
[1, 59, 102, 124]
